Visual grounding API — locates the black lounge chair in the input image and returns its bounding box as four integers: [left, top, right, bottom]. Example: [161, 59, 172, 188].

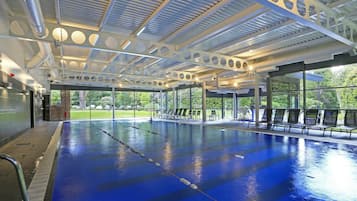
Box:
[237, 108, 253, 126]
[196, 110, 201, 120]
[248, 108, 269, 128]
[306, 109, 338, 136]
[175, 108, 183, 119]
[170, 109, 178, 119]
[181, 108, 188, 119]
[163, 109, 169, 119]
[301, 109, 319, 134]
[191, 110, 196, 119]
[171, 108, 178, 119]
[338, 110, 357, 139]
[209, 110, 217, 121]
[271, 109, 286, 130]
[286, 109, 302, 132]
[258, 108, 269, 124]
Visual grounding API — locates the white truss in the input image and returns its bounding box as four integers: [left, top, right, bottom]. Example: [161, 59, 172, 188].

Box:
[52, 57, 200, 83]
[255, 0, 357, 48]
[7, 17, 249, 72]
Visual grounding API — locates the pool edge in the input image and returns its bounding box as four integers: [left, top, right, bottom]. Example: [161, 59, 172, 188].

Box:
[28, 121, 63, 201]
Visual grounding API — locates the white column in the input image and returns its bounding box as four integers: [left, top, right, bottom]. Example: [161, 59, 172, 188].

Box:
[233, 93, 237, 120]
[173, 88, 177, 111]
[159, 90, 163, 118]
[112, 87, 115, 120]
[202, 82, 207, 122]
[255, 76, 260, 127]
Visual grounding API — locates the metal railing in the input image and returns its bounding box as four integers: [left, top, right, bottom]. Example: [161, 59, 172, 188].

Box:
[0, 153, 29, 201]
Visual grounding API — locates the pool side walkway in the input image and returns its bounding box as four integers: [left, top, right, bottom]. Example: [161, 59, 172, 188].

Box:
[154, 118, 357, 147]
[0, 121, 58, 201]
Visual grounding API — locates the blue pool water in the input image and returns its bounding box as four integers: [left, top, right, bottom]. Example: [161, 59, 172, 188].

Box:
[52, 120, 357, 201]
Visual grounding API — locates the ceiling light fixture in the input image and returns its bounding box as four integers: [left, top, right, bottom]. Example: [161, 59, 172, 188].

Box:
[136, 27, 146, 36]
[121, 40, 131, 50]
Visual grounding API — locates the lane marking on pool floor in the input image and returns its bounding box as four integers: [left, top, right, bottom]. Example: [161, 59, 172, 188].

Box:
[99, 128, 217, 201]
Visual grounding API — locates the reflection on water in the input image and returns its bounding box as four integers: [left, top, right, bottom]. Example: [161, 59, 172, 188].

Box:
[163, 142, 172, 170]
[193, 154, 202, 183]
[247, 173, 258, 199]
[297, 138, 305, 167]
[293, 140, 357, 200]
[117, 146, 126, 169]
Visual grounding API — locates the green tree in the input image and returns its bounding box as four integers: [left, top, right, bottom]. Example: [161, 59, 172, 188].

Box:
[50, 90, 61, 105]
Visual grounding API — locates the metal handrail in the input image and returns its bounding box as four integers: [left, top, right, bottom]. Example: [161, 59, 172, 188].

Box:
[0, 153, 29, 201]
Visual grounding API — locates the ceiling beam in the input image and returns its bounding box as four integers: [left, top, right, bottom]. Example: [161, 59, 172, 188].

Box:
[86, 0, 115, 71]
[177, 3, 266, 49]
[123, 0, 236, 73]
[213, 19, 293, 53]
[217, 0, 353, 56]
[254, 0, 357, 48]
[162, 0, 235, 43]
[104, 0, 171, 73]
[142, 3, 266, 75]
[6, 17, 248, 71]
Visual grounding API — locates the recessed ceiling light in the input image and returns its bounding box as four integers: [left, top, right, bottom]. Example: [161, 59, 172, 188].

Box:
[122, 40, 131, 50]
[136, 27, 146, 36]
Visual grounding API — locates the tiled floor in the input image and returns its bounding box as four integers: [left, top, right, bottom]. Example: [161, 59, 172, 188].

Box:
[0, 121, 58, 201]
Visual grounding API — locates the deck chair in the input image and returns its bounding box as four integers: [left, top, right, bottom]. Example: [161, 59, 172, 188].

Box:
[303, 109, 319, 134]
[188, 110, 192, 119]
[338, 110, 357, 139]
[192, 110, 196, 119]
[307, 109, 338, 136]
[196, 110, 201, 120]
[171, 108, 178, 119]
[248, 108, 269, 128]
[209, 110, 217, 121]
[237, 108, 253, 126]
[163, 109, 170, 119]
[181, 108, 188, 119]
[286, 109, 302, 132]
[271, 109, 286, 130]
[175, 108, 183, 119]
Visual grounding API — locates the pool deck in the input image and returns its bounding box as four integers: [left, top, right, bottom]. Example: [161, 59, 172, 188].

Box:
[0, 121, 58, 201]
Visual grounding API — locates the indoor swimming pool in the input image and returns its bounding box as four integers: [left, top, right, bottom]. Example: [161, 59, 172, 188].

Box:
[52, 120, 357, 201]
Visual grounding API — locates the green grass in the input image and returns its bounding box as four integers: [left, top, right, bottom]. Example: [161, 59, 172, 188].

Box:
[70, 110, 152, 120]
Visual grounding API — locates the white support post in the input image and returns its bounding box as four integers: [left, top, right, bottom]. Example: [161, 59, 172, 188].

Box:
[202, 82, 207, 122]
[233, 93, 237, 120]
[173, 88, 177, 111]
[159, 90, 163, 118]
[254, 76, 260, 127]
[112, 87, 115, 120]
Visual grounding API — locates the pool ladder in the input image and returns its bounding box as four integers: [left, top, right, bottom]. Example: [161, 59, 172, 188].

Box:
[0, 153, 30, 201]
